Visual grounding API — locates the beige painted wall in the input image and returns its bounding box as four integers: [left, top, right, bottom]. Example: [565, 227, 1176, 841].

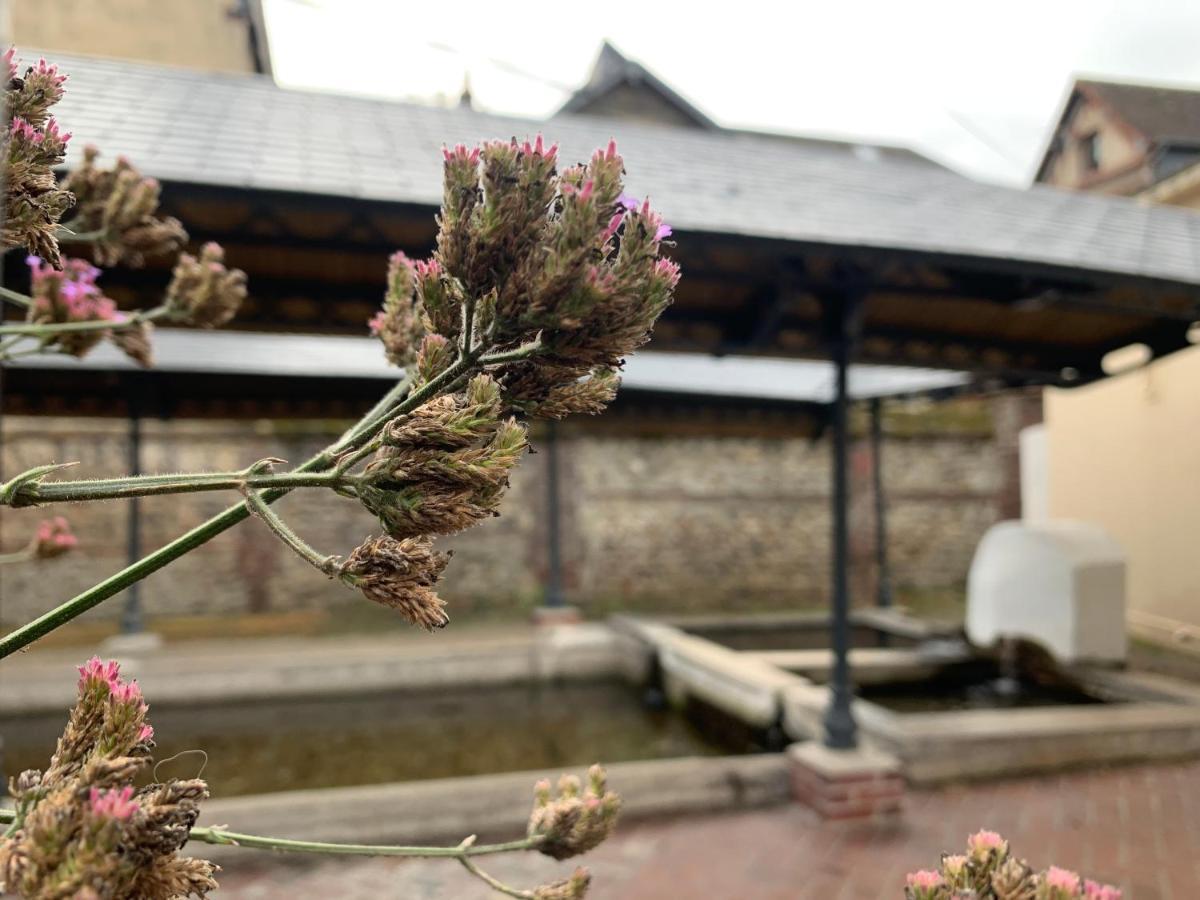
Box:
[9, 0, 260, 73]
[1045, 346, 1200, 639]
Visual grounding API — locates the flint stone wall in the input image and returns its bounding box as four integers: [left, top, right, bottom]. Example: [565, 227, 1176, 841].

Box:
[0, 413, 1002, 626]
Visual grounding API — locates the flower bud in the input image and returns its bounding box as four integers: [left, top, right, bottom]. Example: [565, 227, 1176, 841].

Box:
[533, 867, 591, 900]
[528, 764, 620, 860]
[33, 516, 77, 558]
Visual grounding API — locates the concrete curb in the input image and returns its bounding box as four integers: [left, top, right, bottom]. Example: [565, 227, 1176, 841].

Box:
[196, 754, 789, 864]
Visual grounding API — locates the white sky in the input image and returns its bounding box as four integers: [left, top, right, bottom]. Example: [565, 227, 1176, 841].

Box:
[262, 0, 1200, 185]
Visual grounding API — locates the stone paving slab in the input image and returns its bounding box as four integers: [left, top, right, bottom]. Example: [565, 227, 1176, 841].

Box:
[211, 760, 1200, 899]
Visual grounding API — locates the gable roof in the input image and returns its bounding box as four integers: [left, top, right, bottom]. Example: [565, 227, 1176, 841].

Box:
[1078, 79, 1200, 146]
[1035, 77, 1200, 182]
[43, 50, 1200, 290]
[557, 41, 718, 129]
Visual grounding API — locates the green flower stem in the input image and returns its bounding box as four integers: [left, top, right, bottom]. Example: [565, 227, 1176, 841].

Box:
[0, 285, 32, 309]
[53, 226, 109, 243]
[4, 469, 356, 505]
[459, 855, 535, 898]
[0, 809, 541, 859]
[0, 305, 169, 338]
[0, 547, 34, 566]
[241, 488, 339, 576]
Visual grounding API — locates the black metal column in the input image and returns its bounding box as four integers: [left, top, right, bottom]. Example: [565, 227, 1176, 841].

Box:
[870, 398, 893, 609]
[120, 390, 143, 634]
[543, 420, 565, 608]
[823, 293, 860, 750]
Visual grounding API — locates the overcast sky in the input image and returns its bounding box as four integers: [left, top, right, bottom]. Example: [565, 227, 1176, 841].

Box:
[262, 0, 1200, 185]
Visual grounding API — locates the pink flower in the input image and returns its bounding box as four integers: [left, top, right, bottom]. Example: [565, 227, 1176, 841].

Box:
[138, 723, 155, 743]
[77, 657, 122, 693]
[655, 224, 673, 241]
[1044, 866, 1081, 896]
[442, 143, 481, 166]
[1084, 880, 1122, 900]
[413, 258, 442, 280]
[519, 134, 557, 161]
[110, 680, 144, 706]
[653, 258, 682, 288]
[368, 310, 387, 335]
[601, 212, 624, 243]
[592, 138, 619, 163]
[616, 193, 640, 212]
[905, 869, 944, 897]
[967, 829, 1006, 858]
[89, 786, 139, 821]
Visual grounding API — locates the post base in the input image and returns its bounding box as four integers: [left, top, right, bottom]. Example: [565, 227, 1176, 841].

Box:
[788, 741, 905, 820]
[531, 605, 583, 627]
[99, 631, 164, 656]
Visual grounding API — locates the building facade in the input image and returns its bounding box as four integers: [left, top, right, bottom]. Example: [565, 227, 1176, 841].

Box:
[1038, 76, 1200, 645]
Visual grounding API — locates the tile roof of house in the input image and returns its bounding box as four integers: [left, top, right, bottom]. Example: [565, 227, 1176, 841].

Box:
[1079, 78, 1200, 146]
[41, 50, 1200, 289]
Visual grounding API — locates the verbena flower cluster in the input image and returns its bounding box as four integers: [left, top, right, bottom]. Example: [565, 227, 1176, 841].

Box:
[0, 658, 217, 898]
[905, 830, 1122, 900]
[2, 49, 73, 265]
[353, 137, 677, 628]
[3, 47, 247, 369]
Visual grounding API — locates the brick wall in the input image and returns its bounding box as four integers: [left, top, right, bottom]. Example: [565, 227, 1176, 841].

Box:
[0, 406, 1003, 627]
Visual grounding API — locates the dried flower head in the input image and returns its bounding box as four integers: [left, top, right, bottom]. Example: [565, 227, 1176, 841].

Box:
[358, 376, 527, 541]
[110, 318, 155, 367]
[163, 241, 247, 328]
[25, 254, 117, 357]
[33, 515, 77, 558]
[4, 53, 75, 265]
[533, 867, 592, 900]
[338, 534, 451, 630]
[528, 765, 620, 861]
[0, 659, 215, 898]
[62, 145, 188, 266]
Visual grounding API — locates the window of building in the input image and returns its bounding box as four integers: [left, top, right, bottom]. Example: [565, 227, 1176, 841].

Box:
[1081, 132, 1101, 171]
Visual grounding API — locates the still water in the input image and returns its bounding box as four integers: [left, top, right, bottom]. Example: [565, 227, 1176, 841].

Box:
[3, 682, 747, 797]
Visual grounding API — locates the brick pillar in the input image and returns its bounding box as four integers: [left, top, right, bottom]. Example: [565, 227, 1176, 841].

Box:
[788, 741, 905, 819]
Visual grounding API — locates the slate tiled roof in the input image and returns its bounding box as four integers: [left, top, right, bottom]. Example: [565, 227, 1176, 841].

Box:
[41, 50, 1200, 289]
[11, 330, 968, 403]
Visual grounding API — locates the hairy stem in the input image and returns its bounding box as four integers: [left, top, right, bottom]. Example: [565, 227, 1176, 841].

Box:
[3, 469, 355, 505]
[53, 226, 109, 243]
[0, 285, 32, 309]
[0, 305, 168, 338]
[0, 808, 542, 859]
[459, 854, 535, 898]
[241, 488, 340, 576]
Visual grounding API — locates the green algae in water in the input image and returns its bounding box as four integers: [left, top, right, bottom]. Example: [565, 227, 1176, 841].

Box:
[2, 682, 740, 797]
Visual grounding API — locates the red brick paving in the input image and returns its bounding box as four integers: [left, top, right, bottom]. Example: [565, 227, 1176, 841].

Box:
[213, 760, 1200, 899]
